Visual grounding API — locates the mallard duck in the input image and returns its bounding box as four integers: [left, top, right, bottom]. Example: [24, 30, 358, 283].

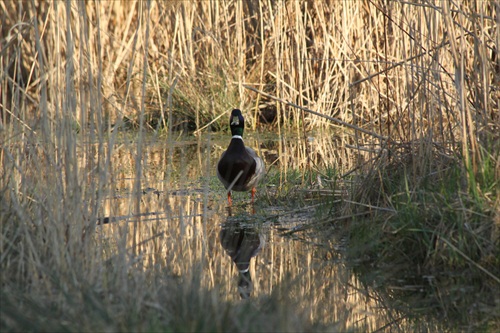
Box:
[217, 109, 265, 205]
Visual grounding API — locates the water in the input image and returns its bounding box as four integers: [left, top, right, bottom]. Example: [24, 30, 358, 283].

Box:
[93, 133, 443, 331]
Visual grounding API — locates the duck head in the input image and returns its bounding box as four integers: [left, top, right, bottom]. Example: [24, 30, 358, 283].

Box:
[230, 109, 245, 136]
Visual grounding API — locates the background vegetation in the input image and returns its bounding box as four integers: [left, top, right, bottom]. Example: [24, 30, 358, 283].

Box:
[1, 0, 498, 331]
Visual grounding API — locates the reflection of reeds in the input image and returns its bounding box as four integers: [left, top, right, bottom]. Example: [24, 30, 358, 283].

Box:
[1, 130, 440, 330]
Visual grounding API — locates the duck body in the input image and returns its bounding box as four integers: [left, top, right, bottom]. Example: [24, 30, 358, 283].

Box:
[217, 138, 264, 191]
[217, 109, 264, 203]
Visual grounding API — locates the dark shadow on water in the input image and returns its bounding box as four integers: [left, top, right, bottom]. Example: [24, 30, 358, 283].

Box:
[219, 205, 265, 299]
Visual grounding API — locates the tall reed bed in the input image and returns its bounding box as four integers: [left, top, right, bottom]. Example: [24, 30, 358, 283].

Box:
[2, 1, 497, 173]
[1, 0, 498, 331]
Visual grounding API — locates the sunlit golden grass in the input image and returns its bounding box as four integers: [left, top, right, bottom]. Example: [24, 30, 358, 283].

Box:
[1, 0, 498, 331]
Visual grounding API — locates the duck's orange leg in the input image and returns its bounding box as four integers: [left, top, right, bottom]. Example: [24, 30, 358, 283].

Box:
[251, 188, 256, 214]
[227, 191, 233, 206]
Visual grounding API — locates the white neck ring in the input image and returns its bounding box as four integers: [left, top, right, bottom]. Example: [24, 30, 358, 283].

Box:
[232, 135, 243, 140]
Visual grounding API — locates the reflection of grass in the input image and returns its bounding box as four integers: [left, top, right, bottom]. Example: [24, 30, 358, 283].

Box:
[263, 166, 340, 207]
[0, 179, 317, 331]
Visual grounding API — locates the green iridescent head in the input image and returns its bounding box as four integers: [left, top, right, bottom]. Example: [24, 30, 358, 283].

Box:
[230, 109, 244, 136]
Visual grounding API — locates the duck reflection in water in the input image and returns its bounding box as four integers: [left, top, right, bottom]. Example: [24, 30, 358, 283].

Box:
[220, 215, 265, 299]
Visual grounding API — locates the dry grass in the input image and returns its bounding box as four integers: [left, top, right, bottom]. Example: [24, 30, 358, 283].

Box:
[1, 0, 498, 331]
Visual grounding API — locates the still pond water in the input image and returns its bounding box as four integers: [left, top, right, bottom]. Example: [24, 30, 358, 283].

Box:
[94, 133, 442, 331]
